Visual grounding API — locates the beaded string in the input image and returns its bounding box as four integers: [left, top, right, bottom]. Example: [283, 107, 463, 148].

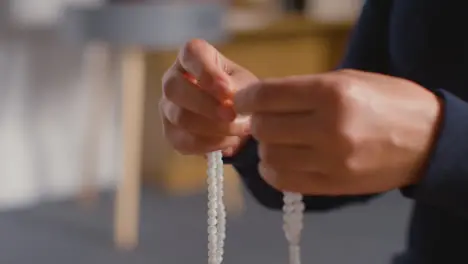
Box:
[207, 153, 305, 264]
[207, 151, 226, 264]
[182, 67, 305, 264]
[182, 71, 227, 264]
[283, 192, 305, 264]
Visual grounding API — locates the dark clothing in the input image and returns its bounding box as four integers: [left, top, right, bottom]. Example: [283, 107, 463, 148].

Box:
[224, 0, 468, 263]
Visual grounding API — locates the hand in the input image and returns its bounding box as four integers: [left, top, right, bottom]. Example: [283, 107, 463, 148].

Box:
[160, 39, 258, 156]
[234, 69, 442, 195]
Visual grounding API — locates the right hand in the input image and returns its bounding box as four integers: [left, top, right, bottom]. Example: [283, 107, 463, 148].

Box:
[160, 39, 258, 157]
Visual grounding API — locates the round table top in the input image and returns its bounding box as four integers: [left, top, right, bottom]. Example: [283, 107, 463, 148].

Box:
[61, 3, 229, 50]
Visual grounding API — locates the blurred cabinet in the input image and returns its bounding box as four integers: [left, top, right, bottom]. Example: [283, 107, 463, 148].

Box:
[142, 16, 353, 195]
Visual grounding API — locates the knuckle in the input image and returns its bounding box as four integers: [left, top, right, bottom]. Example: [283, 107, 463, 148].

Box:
[338, 123, 363, 150]
[171, 108, 191, 129]
[323, 73, 354, 104]
[341, 157, 360, 176]
[258, 162, 284, 190]
[334, 131, 363, 175]
[250, 115, 269, 140]
[161, 119, 170, 139]
[162, 116, 204, 156]
[173, 144, 194, 156]
[161, 66, 173, 86]
[162, 72, 179, 102]
[335, 131, 356, 159]
[253, 82, 273, 103]
[172, 132, 198, 155]
[158, 99, 167, 120]
[332, 76, 351, 96]
[238, 81, 270, 110]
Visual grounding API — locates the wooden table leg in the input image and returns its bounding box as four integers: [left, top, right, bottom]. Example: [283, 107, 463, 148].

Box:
[114, 47, 145, 250]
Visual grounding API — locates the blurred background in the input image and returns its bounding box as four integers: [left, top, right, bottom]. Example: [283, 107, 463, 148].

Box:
[0, 0, 414, 263]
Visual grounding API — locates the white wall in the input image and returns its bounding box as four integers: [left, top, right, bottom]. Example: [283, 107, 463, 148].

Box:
[0, 31, 120, 211]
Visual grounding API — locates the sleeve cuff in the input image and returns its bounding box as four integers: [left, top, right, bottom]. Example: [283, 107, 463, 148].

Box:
[401, 89, 468, 217]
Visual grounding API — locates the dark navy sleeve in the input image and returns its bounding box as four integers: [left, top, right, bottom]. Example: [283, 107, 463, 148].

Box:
[224, 138, 377, 211]
[339, 0, 393, 72]
[402, 90, 468, 218]
[223, 0, 394, 211]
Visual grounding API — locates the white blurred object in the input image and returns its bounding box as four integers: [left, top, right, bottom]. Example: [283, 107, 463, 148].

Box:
[8, 0, 104, 28]
[10, 0, 64, 27]
[306, 0, 363, 22]
[0, 9, 117, 211]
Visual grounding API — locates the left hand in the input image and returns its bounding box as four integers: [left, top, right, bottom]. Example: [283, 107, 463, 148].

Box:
[234, 69, 442, 195]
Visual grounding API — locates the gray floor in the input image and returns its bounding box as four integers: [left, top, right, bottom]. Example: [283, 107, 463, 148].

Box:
[0, 188, 413, 264]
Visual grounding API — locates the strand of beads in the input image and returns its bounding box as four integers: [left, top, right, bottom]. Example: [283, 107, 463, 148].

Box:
[215, 151, 226, 264]
[283, 192, 305, 264]
[207, 151, 226, 264]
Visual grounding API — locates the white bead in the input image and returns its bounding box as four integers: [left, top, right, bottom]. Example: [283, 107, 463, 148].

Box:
[208, 201, 217, 208]
[283, 192, 304, 264]
[208, 210, 217, 218]
[208, 218, 217, 226]
[208, 226, 217, 234]
[206, 151, 225, 264]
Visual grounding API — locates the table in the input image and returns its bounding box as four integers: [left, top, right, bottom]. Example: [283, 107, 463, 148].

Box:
[61, 2, 228, 250]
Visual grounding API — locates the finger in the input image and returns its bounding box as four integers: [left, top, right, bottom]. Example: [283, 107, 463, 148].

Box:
[177, 39, 233, 101]
[250, 112, 324, 145]
[258, 162, 342, 195]
[162, 70, 236, 121]
[160, 99, 249, 137]
[234, 76, 329, 114]
[163, 117, 242, 154]
[182, 70, 234, 107]
[229, 64, 260, 93]
[258, 144, 333, 173]
[222, 135, 251, 157]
